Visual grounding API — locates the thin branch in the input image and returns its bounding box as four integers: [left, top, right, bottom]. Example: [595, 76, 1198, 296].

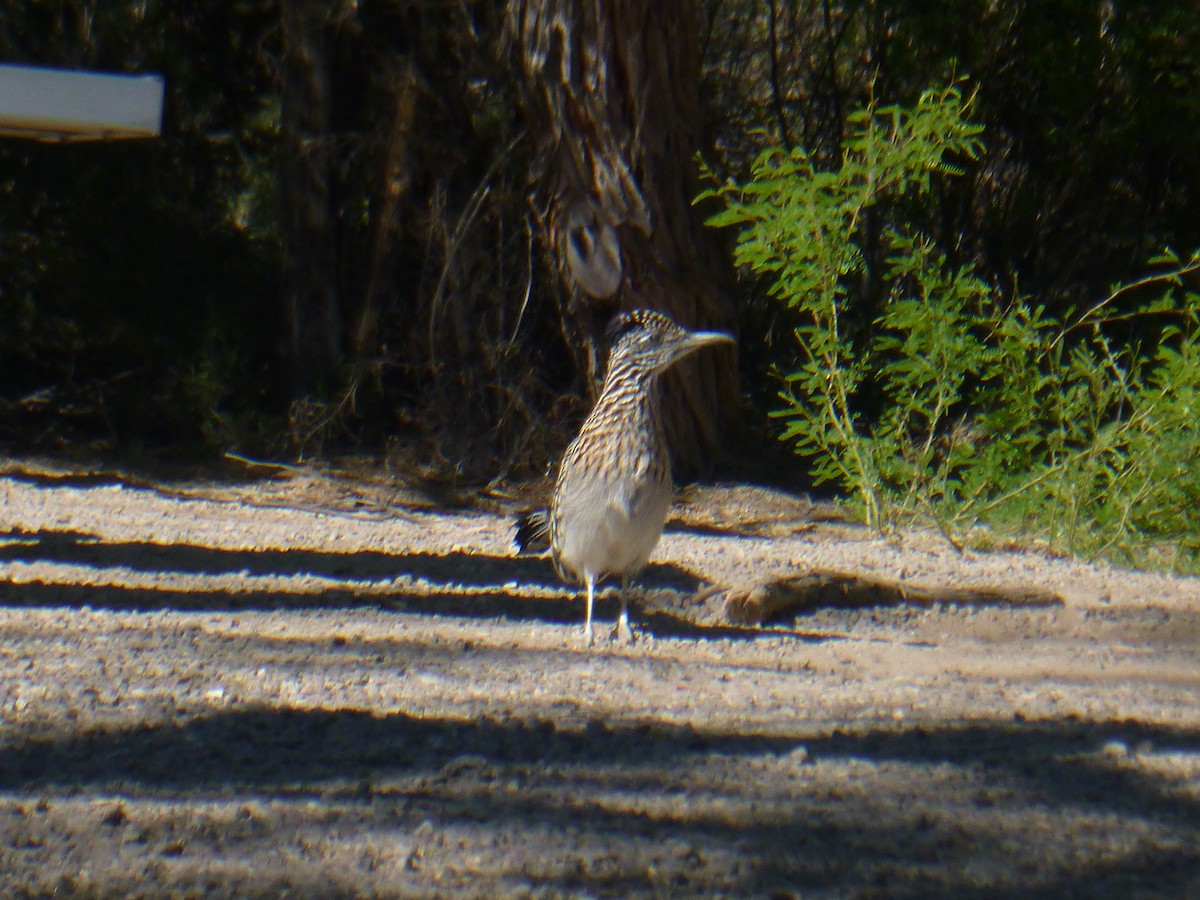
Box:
[508, 214, 536, 346]
[1055, 257, 1200, 347]
[767, 0, 794, 147]
[427, 132, 525, 367]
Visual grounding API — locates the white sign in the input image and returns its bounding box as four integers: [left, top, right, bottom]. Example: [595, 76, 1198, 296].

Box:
[0, 63, 164, 141]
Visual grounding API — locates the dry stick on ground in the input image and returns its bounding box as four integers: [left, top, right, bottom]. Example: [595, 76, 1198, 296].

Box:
[719, 570, 1063, 625]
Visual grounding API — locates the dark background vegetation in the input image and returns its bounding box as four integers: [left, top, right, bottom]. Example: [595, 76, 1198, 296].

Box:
[1, 1, 1197, 483]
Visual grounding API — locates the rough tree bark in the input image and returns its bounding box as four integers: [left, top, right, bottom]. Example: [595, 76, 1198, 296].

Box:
[280, 0, 343, 395]
[507, 0, 738, 478]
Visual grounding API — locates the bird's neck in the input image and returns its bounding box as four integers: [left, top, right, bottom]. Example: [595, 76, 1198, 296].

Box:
[594, 362, 665, 439]
[599, 360, 658, 404]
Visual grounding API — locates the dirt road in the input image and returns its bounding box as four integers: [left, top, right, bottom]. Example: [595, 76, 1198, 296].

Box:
[1, 463, 1198, 897]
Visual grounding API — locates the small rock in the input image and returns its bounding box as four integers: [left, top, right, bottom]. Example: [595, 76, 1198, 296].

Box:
[783, 744, 810, 765]
[1101, 739, 1128, 759]
[100, 804, 128, 827]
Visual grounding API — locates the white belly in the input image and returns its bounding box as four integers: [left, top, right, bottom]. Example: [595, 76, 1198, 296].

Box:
[552, 469, 671, 584]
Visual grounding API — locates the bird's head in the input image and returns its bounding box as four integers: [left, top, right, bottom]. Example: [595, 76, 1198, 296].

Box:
[605, 309, 735, 376]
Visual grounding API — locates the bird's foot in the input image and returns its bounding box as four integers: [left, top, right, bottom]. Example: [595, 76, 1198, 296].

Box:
[612, 620, 638, 645]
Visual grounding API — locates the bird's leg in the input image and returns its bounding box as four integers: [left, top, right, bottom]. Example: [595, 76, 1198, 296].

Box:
[614, 575, 636, 644]
[583, 574, 596, 645]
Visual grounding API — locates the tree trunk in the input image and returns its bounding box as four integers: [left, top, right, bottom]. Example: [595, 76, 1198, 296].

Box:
[507, 0, 738, 478]
[352, 51, 417, 361]
[280, 0, 343, 395]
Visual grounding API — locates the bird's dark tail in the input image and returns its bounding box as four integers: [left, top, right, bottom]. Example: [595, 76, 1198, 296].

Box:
[514, 508, 551, 554]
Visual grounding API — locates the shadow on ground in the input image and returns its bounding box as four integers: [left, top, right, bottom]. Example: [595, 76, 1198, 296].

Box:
[1, 709, 1198, 896]
[0, 525, 1077, 642]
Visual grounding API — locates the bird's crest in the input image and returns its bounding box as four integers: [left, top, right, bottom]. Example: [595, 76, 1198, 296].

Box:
[605, 308, 676, 342]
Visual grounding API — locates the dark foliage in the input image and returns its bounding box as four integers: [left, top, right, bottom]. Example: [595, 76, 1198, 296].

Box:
[700, 0, 1200, 382]
[0, 1, 1196, 479]
[0, 3, 283, 458]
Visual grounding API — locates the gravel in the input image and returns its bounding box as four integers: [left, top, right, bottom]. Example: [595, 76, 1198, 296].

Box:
[1, 463, 1198, 897]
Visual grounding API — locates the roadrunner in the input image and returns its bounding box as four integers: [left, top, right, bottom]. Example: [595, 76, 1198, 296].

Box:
[516, 309, 735, 643]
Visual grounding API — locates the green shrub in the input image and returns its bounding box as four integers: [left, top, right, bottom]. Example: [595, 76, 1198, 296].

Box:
[703, 83, 1200, 572]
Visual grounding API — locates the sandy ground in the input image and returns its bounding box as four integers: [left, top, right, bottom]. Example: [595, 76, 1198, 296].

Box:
[1, 460, 1198, 898]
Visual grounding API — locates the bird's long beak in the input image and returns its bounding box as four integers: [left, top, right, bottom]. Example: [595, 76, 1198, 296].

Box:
[684, 330, 737, 350]
[660, 329, 736, 372]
